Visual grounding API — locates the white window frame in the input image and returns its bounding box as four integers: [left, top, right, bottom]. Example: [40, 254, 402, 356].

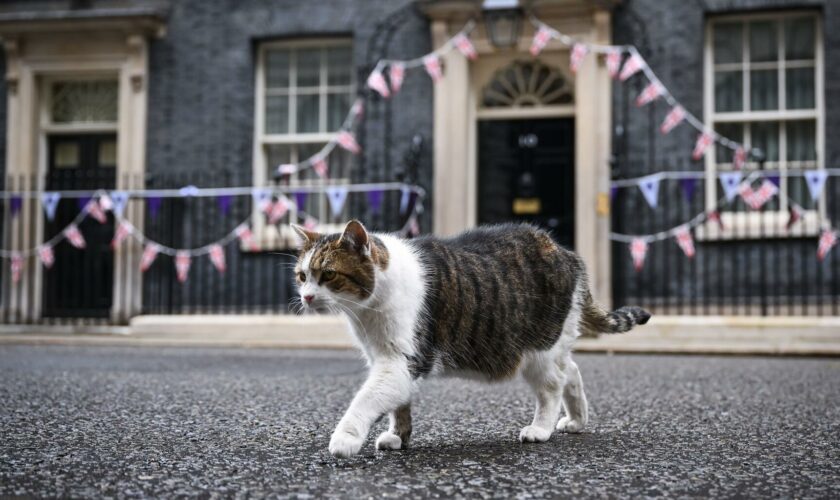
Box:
[252, 38, 355, 250]
[700, 11, 824, 240]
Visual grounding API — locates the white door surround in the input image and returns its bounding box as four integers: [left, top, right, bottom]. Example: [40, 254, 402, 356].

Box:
[425, 6, 614, 307]
[0, 12, 165, 323]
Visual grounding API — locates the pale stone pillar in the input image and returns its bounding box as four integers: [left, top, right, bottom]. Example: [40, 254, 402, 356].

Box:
[574, 10, 613, 308]
[432, 21, 472, 237]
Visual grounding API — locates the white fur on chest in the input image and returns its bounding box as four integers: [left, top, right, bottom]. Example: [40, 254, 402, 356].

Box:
[342, 234, 427, 363]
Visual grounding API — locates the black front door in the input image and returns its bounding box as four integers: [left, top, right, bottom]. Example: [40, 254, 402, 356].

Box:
[43, 134, 117, 318]
[478, 118, 575, 248]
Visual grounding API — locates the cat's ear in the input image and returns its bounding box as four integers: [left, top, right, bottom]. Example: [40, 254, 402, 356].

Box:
[290, 224, 320, 247]
[341, 220, 370, 254]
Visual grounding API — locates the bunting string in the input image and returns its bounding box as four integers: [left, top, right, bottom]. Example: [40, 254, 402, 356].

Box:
[0, 183, 425, 262]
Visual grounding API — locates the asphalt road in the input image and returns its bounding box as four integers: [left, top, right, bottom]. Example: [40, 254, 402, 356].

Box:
[1, 345, 838, 498]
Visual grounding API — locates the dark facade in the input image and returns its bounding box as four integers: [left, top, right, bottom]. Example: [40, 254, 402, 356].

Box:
[610, 0, 840, 315]
[0, 0, 837, 319]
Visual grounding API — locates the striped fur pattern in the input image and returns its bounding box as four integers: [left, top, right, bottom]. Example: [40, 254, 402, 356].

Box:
[291, 221, 650, 458]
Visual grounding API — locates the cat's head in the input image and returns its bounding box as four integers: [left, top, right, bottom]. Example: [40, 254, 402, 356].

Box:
[291, 220, 386, 313]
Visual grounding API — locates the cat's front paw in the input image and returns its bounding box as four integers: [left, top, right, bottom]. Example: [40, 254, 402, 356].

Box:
[375, 431, 403, 451]
[556, 416, 584, 433]
[329, 431, 364, 458]
[519, 425, 553, 443]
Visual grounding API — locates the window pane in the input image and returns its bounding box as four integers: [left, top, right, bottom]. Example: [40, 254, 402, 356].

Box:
[786, 67, 815, 109]
[55, 142, 80, 168]
[713, 23, 743, 64]
[265, 49, 290, 88]
[327, 46, 353, 86]
[296, 48, 321, 88]
[714, 71, 742, 112]
[715, 122, 743, 164]
[266, 144, 292, 180]
[788, 177, 816, 210]
[51, 80, 118, 124]
[786, 120, 816, 162]
[751, 122, 779, 161]
[327, 93, 351, 131]
[99, 140, 117, 166]
[750, 69, 778, 110]
[296, 94, 320, 133]
[785, 18, 815, 60]
[749, 21, 777, 62]
[265, 95, 289, 134]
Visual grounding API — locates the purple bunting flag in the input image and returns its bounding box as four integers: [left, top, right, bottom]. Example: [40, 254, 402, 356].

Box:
[367, 189, 384, 215]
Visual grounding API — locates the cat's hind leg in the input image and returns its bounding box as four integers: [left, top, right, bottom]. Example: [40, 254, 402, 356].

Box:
[375, 403, 412, 451]
[519, 350, 566, 443]
[556, 356, 589, 433]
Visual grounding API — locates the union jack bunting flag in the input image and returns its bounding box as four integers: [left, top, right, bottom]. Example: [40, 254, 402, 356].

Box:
[175, 251, 191, 283]
[454, 33, 477, 60]
[209, 244, 226, 273]
[570, 43, 588, 73]
[619, 53, 644, 81]
[636, 81, 664, 107]
[38, 245, 55, 269]
[529, 26, 553, 56]
[423, 54, 443, 83]
[660, 105, 685, 134]
[817, 229, 837, 261]
[674, 225, 695, 258]
[140, 244, 160, 272]
[389, 63, 405, 94]
[10, 252, 23, 283]
[630, 238, 648, 272]
[64, 224, 86, 249]
[692, 132, 714, 160]
[606, 48, 622, 79]
[337, 131, 361, 154]
[366, 69, 390, 98]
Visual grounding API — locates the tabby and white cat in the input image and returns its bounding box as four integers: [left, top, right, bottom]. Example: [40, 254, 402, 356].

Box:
[292, 220, 649, 458]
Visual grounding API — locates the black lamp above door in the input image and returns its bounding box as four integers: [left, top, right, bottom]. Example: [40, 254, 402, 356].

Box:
[482, 0, 523, 48]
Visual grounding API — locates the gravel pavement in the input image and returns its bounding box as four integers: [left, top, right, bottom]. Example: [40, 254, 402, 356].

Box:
[1, 345, 838, 498]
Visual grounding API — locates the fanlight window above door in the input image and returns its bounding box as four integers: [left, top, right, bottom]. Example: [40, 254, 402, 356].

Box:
[481, 60, 574, 108]
[51, 80, 118, 124]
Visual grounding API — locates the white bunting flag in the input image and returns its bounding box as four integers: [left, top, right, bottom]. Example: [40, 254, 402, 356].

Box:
[733, 147, 747, 170]
[389, 63, 405, 94]
[85, 199, 107, 224]
[312, 157, 329, 180]
[786, 204, 803, 230]
[619, 53, 645, 81]
[178, 185, 200, 197]
[277, 164, 298, 176]
[41, 192, 61, 221]
[235, 224, 257, 251]
[209, 244, 226, 273]
[110, 191, 130, 217]
[740, 180, 778, 210]
[140, 243, 160, 272]
[530, 25, 553, 56]
[570, 43, 588, 73]
[64, 224, 86, 249]
[660, 105, 685, 134]
[423, 54, 443, 83]
[351, 98, 364, 119]
[637, 174, 661, 209]
[692, 131, 715, 160]
[38, 245, 55, 269]
[98, 194, 114, 211]
[366, 68, 390, 98]
[636, 81, 664, 107]
[817, 229, 837, 261]
[267, 196, 290, 224]
[804, 170, 829, 202]
[10, 252, 23, 284]
[630, 238, 648, 272]
[326, 186, 349, 218]
[400, 186, 412, 214]
[606, 48, 622, 79]
[111, 220, 133, 249]
[251, 188, 272, 212]
[337, 131, 361, 154]
[674, 225, 696, 258]
[408, 216, 420, 237]
[304, 216, 319, 232]
[175, 251, 191, 283]
[719, 171, 743, 202]
[454, 33, 477, 60]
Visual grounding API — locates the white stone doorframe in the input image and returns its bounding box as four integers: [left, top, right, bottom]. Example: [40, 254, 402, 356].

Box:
[429, 10, 614, 308]
[0, 16, 165, 323]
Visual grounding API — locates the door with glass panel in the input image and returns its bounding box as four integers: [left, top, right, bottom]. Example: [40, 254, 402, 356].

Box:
[43, 135, 117, 318]
[41, 79, 119, 318]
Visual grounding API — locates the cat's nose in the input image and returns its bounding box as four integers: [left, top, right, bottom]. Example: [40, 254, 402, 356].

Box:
[303, 295, 315, 304]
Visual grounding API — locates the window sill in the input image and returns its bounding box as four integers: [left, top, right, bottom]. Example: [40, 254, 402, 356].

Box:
[695, 210, 821, 241]
[243, 221, 346, 252]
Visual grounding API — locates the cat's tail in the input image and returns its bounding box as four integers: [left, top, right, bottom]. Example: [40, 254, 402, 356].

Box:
[579, 291, 651, 335]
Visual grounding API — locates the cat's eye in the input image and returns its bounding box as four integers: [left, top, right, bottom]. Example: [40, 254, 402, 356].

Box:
[297, 272, 306, 282]
[322, 270, 336, 281]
